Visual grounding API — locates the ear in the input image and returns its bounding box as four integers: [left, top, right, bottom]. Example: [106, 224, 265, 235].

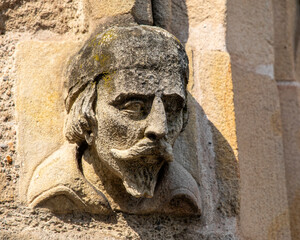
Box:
[85, 131, 94, 145]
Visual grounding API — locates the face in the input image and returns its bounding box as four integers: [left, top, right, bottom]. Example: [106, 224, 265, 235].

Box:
[92, 68, 186, 198]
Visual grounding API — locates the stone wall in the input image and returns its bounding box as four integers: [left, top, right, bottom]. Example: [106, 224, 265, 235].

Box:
[0, 0, 298, 239]
[273, 1, 300, 239]
[226, 1, 291, 239]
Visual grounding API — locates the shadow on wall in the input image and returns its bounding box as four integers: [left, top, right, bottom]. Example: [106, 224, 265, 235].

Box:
[152, 0, 239, 220]
[123, 93, 240, 239]
[0, 0, 13, 34]
[152, 0, 189, 44]
[182, 93, 240, 219]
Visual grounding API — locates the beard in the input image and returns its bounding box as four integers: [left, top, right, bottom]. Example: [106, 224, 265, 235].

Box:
[110, 138, 174, 198]
[122, 159, 164, 198]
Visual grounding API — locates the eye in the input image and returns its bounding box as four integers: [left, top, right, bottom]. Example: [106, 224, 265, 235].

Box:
[164, 100, 184, 114]
[121, 100, 145, 115]
[162, 95, 185, 114]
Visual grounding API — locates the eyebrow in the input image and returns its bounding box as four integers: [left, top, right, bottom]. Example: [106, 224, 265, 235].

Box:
[162, 93, 186, 103]
[110, 93, 153, 105]
[110, 92, 186, 105]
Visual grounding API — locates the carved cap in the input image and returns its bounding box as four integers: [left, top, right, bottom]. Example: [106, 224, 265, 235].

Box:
[65, 25, 189, 112]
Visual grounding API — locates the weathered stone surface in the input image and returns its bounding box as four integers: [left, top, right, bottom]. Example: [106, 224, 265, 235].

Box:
[231, 67, 290, 240]
[173, 231, 237, 240]
[0, 34, 19, 204]
[86, 0, 152, 28]
[183, 4, 239, 219]
[226, 0, 292, 239]
[0, 0, 88, 34]
[297, 38, 300, 81]
[227, 2, 274, 72]
[86, 0, 134, 19]
[278, 83, 300, 240]
[152, 0, 226, 45]
[10, 3, 240, 237]
[183, 0, 238, 230]
[0, 207, 221, 240]
[1, 0, 298, 239]
[188, 50, 239, 217]
[132, 0, 153, 25]
[152, 0, 187, 42]
[21, 25, 202, 216]
[0, 172, 14, 202]
[16, 40, 81, 202]
[273, 0, 298, 81]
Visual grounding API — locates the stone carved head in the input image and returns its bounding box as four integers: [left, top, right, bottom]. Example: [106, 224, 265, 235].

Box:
[64, 25, 189, 200]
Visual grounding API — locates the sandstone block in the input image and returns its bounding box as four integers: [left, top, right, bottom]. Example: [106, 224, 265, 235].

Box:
[189, 50, 239, 217]
[232, 65, 291, 240]
[16, 41, 81, 202]
[273, 0, 298, 81]
[278, 83, 300, 240]
[86, 0, 152, 25]
[226, 0, 274, 70]
[226, 1, 291, 238]
[0, 0, 87, 34]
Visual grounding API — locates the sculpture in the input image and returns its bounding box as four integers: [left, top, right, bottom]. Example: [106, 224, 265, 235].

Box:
[27, 25, 202, 215]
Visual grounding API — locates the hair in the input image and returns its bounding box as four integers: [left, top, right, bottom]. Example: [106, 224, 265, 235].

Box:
[64, 82, 97, 145]
[64, 25, 189, 146]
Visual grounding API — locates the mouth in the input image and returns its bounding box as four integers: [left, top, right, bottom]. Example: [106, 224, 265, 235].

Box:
[109, 138, 173, 198]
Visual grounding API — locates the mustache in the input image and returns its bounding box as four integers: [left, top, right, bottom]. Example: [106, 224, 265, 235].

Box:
[110, 138, 174, 163]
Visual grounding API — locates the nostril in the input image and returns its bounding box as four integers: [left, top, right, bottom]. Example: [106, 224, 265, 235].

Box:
[146, 132, 157, 141]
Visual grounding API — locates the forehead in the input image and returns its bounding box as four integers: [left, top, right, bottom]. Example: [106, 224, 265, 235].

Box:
[104, 69, 186, 101]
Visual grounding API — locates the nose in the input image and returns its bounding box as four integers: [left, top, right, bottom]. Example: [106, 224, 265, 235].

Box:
[145, 96, 168, 141]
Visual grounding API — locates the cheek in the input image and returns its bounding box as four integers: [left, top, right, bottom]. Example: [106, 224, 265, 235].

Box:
[96, 107, 145, 148]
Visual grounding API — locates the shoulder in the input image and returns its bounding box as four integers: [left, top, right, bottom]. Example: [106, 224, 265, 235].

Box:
[27, 143, 82, 212]
[137, 162, 202, 215]
[157, 162, 202, 215]
[27, 143, 111, 214]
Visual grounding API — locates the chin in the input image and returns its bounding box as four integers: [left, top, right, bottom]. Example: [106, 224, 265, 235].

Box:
[120, 159, 164, 198]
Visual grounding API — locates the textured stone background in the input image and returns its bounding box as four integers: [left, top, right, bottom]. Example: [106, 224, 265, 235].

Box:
[0, 0, 87, 205]
[0, 0, 299, 239]
[0, 1, 239, 239]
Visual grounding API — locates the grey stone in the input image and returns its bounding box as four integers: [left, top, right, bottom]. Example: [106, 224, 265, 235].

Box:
[0, 144, 8, 149]
[27, 25, 202, 216]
